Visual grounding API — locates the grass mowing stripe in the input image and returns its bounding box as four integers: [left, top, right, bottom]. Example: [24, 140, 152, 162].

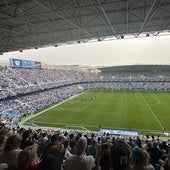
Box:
[80, 101, 94, 111]
[80, 94, 101, 111]
[139, 92, 164, 131]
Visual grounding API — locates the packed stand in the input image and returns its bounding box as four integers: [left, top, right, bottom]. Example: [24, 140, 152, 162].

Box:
[0, 124, 169, 170]
[1, 65, 170, 126]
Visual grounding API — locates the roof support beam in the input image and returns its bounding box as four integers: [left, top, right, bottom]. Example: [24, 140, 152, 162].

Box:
[33, 0, 95, 39]
[126, 1, 129, 34]
[96, 0, 118, 38]
[137, 0, 159, 36]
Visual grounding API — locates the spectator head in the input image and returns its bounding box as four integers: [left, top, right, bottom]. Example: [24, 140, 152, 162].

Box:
[0, 123, 5, 128]
[4, 134, 21, 151]
[143, 149, 150, 166]
[131, 146, 145, 166]
[17, 128, 25, 135]
[17, 145, 38, 170]
[41, 132, 47, 138]
[152, 141, 157, 148]
[48, 143, 65, 157]
[92, 139, 97, 146]
[76, 137, 87, 154]
[69, 133, 74, 140]
[51, 134, 59, 143]
[110, 140, 131, 170]
[22, 130, 31, 140]
[69, 138, 76, 148]
[0, 127, 10, 140]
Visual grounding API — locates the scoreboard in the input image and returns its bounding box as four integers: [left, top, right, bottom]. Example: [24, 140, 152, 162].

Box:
[10, 58, 41, 68]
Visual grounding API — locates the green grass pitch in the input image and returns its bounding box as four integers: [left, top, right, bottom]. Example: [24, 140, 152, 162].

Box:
[25, 91, 170, 134]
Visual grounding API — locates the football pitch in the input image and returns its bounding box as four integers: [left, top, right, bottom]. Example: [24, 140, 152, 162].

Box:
[24, 91, 170, 134]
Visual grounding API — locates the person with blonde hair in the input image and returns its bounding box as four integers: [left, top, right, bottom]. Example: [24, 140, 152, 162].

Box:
[36, 143, 65, 170]
[17, 145, 39, 170]
[48, 143, 65, 169]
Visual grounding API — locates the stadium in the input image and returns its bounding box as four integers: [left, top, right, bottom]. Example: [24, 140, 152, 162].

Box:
[0, 1, 170, 170]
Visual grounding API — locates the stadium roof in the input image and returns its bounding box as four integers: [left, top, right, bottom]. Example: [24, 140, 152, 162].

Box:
[0, 0, 170, 53]
[100, 65, 170, 72]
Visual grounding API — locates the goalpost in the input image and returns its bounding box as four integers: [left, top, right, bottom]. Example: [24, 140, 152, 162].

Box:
[65, 125, 90, 132]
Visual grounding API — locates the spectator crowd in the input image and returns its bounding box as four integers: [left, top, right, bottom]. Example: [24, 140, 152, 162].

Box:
[0, 124, 169, 170]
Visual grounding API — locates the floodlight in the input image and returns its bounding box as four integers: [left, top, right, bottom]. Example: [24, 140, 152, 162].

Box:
[120, 35, 124, 39]
[146, 33, 150, 37]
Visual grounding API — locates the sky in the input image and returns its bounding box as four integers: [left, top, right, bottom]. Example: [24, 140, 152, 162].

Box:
[1, 34, 170, 66]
